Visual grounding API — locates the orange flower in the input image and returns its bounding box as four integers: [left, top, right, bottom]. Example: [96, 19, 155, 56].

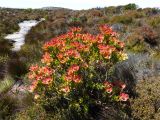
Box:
[29, 64, 39, 72]
[98, 44, 115, 59]
[43, 38, 66, 50]
[41, 52, 53, 65]
[67, 64, 80, 75]
[99, 25, 117, 36]
[81, 33, 96, 44]
[65, 49, 81, 59]
[57, 52, 69, 63]
[96, 34, 104, 43]
[38, 66, 53, 76]
[57, 52, 63, 59]
[72, 75, 81, 83]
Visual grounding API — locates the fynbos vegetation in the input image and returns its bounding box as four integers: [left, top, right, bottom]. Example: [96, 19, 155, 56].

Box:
[0, 3, 160, 120]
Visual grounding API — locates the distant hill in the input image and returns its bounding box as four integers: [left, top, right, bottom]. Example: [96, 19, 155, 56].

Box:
[41, 7, 71, 10]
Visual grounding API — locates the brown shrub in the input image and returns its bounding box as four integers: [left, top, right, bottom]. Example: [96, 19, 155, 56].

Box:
[142, 26, 159, 45]
[88, 9, 103, 17]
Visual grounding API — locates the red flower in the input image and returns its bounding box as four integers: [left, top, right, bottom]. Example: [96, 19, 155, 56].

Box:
[42, 77, 52, 85]
[105, 87, 113, 93]
[119, 93, 129, 101]
[113, 81, 126, 90]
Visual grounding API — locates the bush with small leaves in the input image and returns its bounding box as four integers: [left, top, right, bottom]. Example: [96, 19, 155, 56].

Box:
[131, 77, 160, 120]
[27, 25, 129, 119]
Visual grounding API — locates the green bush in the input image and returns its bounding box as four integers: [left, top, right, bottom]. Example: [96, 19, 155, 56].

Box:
[110, 15, 133, 24]
[0, 75, 14, 94]
[124, 3, 138, 10]
[14, 105, 47, 120]
[0, 95, 18, 120]
[148, 15, 160, 28]
[27, 25, 129, 119]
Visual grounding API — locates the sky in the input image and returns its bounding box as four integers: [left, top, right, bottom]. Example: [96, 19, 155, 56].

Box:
[0, 0, 159, 10]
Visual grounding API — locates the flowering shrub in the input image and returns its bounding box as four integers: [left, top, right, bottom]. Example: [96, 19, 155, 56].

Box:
[28, 25, 129, 117]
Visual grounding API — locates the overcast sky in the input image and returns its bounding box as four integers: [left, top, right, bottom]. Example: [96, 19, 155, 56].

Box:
[0, 0, 159, 10]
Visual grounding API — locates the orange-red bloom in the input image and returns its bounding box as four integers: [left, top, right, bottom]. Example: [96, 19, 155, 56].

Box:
[41, 52, 53, 65]
[29, 64, 39, 72]
[67, 64, 80, 75]
[70, 27, 82, 33]
[119, 93, 129, 101]
[96, 34, 104, 43]
[98, 44, 116, 59]
[105, 87, 113, 93]
[99, 25, 117, 36]
[104, 81, 113, 93]
[42, 77, 53, 85]
[72, 74, 81, 83]
[113, 81, 126, 90]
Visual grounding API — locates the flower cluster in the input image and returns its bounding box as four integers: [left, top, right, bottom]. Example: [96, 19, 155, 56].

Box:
[104, 80, 128, 101]
[99, 25, 117, 36]
[64, 64, 81, 83]
[41, 52, 53, 65]
[28, 65, 54, 92]
[98, 44, 116, 59]
[28, 25, 129, 113]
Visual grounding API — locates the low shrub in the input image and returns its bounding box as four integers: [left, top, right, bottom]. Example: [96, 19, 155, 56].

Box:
[124, 3, 138, 10]
[14, 105, 47, 120]
[141, 26, 158, 45]
[0, 95, 18, 120]
[148, 15, 160, 28]
[27, 25, 129, 119]
[110, 15, 133, 25]
[0, 75, 14, 94]
[125, 31, 146, 52]
[131, 76, 160, 120]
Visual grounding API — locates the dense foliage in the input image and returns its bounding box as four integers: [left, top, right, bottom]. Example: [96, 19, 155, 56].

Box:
[27, 26, 129, 119]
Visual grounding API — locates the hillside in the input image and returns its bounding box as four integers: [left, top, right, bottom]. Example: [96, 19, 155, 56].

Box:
[0, 4, 160, 120]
